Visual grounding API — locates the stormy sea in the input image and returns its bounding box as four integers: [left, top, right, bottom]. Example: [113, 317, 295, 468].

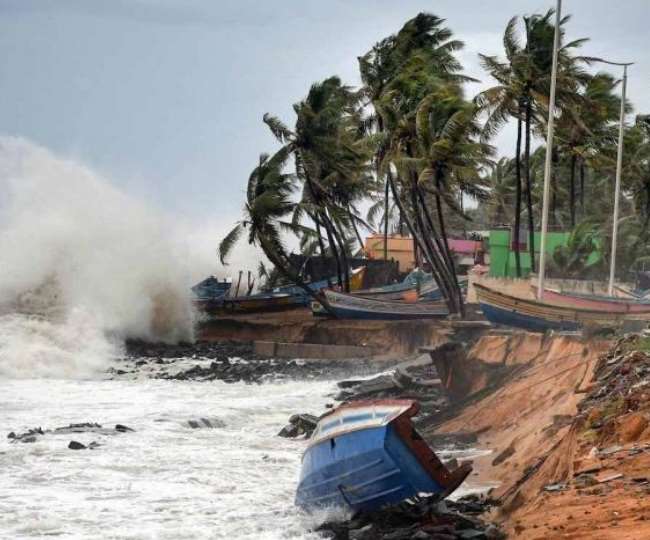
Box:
[0, 137, 336, 539]
[0, 137, 482, 540]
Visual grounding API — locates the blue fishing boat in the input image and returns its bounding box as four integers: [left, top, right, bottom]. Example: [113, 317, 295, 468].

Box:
[475, 283, 627, 332]
[191, 276, 232, 310]
[313, 290, 448, 320]
[191, 276, 231, 300]
[295, 400, 471, 512]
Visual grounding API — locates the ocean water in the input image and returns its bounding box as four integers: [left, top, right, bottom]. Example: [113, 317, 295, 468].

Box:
[0, 137, 491, 540]
[1, 377, 340, 540]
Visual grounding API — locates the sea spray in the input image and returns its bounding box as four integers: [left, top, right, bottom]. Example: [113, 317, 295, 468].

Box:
[0, 136, 195, 377]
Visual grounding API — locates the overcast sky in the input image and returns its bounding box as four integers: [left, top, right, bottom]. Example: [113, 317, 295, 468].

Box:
[1, 0, 648, 228]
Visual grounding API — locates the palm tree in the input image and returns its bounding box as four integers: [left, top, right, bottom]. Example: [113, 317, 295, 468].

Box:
[359, 13, 471, 263]
[486, 157, 517, 225]
[264, 76, 371, 291]
[218, 150, 334, 313]
[478, 9, 590, 275]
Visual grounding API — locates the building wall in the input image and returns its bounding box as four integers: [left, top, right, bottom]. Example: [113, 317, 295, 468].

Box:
[488, 229, 602, 278]
[365, 234, 416, 272]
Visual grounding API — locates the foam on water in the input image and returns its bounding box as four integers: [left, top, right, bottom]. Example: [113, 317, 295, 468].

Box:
[1, 377, 341, 540]
[0, 136, 198, 377]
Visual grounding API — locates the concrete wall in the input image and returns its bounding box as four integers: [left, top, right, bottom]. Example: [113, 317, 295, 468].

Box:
[254, 341, 376, 359]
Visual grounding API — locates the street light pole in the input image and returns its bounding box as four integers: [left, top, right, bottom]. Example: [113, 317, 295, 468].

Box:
[605, 61, 633, 296]
[536, 0, 562, 300]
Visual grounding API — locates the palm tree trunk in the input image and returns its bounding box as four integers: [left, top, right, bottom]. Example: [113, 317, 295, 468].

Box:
[580, 160, 585, 215]
[433, 171, 464, 317]
[388, 170, 458, 314]
[348, 207, 365, 253]
[569, 154, 576, 228]
[524, 99, 535, 271]
[330, 216, 351, 292]
[384, 178, 390, 260]
[551, 148, 559, 225]
[513, 110, 523, 277]
[415, 184, 462, 315]
[410, 185, 421, 267]
[322, 215, 343, 288]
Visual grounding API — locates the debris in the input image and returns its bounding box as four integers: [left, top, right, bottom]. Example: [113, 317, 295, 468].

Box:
[186, 417, 225, 429]
[314, 494, 502, 540]
[68, 441, 86, 450]
[278, 413, 318, 438]
[543, 483, 568, 492]
[598, 473, 623, 483]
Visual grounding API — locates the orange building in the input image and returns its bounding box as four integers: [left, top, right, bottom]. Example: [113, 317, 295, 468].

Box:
[364, 234, 416, 272]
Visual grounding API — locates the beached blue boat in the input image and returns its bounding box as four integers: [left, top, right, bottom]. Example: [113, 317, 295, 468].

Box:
[475, 283, 627, 332]
[313, 289, 448, 320]
[191, 276, 231, 300]
[295, 400, 471, 512]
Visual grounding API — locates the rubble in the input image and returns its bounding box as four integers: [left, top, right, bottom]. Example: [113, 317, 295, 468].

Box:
[7, 423, 135, 444]
[278, 413, 318, 438]
[315, 494, 504, 540]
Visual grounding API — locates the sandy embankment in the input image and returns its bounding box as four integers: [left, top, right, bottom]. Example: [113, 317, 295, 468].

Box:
[430, 333, 650, 539]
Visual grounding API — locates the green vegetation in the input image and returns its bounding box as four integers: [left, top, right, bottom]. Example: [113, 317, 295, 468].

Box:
[220, 9, 650, 313]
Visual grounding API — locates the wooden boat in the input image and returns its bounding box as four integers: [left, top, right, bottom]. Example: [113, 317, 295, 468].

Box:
[295, 400, 471, 512]
[313, 289, 448, 320]
[220, 292, 307, 313]
[191, 276, 232, 311]
[532, 286, 650, 314]
[475, 283, 629, 332]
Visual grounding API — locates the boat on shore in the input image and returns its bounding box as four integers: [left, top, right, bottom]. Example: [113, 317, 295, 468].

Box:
[191, 276, 232, 310]
[313, 289, 448, 320]
[295, 400, 471, 512]
[475, 283, 630, 332]
[532, 286, 650, 314]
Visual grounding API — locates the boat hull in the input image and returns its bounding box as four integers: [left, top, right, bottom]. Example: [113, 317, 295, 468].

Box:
[479, 301, 580, 332]
[475, 283, 626, 333]
[296, 400, 470, 512]
[315, 290, 448, 320]
[297, 424, 444, 511]
[536, 287, 650, 314]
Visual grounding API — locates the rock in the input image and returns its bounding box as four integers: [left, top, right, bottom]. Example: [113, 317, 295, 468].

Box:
[278, 424, 300, 438]
[68, 441, 86, 450]
[411, 531, 432, 540]
[574, 474, 598, 488]
[279, 413, 318, 438]
[7, 432, 15, 439]
[186, 418, 225, 429]
[115, 424, 135, 432]
[543, 483, 567, 492]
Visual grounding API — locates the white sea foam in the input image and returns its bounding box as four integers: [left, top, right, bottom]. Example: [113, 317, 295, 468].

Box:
[0, 378, 336, 540]
[0, 136, 196, 377]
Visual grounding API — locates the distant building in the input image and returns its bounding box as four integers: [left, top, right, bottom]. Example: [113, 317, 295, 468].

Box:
[364, 234, 416, 272]
[364, 234, 483, 274]
[488, 228, 602, 278]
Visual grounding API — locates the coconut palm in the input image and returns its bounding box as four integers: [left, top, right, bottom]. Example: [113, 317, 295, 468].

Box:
[477, 9, 591, 275]
[264, 76, 372, 291]
[218, 150, 333, 313]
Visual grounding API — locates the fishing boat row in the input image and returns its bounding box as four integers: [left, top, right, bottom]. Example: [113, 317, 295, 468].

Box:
[295, 399, 471, 512]
[475, 283, 650, 333]
[313, 289, 449, 320]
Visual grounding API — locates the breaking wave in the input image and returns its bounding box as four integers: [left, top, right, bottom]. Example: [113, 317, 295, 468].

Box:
[0, 136, 195, 377]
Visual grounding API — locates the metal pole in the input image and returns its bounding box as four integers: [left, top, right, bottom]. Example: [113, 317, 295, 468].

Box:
[536, 0, 562, 300]
[607, 64, 629, 296]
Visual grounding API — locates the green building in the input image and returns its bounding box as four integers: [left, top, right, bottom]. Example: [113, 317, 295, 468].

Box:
[488, 229, 601, 278]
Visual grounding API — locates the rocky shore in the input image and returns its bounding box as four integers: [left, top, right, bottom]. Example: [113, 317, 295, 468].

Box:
[114, 339, 388, 383]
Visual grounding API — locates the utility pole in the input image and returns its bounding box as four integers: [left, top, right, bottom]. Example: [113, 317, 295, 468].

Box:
[536, 0, 561, 300]
[603, 61, 633, 296]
